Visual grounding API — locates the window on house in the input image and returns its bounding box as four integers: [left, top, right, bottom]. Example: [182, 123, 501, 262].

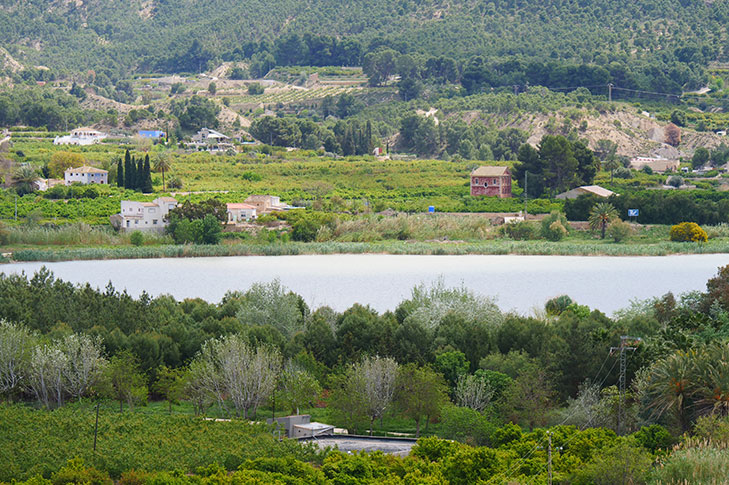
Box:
[153, 220, 158, 225]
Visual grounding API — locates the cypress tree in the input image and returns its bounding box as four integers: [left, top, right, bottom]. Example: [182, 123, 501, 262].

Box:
[141, 154, 153, 193]
[135, 158, 144, 191]
[116, 158, 124, 187]
[124, 150, 133, 189]
[366, 120, 373, 153]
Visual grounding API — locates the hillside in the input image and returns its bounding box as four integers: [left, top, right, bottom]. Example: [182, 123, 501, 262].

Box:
[0, 0, 727, 87]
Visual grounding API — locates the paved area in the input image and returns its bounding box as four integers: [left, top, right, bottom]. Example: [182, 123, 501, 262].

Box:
[307, 436, 416, 456]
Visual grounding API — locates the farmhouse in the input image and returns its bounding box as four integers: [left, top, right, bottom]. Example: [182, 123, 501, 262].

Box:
[629, 157, 680, 173]
[191, 128, 233, 152]
[244, 195, 288, 214]
[556, 185, 616, 200]
[470, 166, 512, 198]
[64, 166, 108, 185]
[53, 127, 107, 146]
[226, 203, 257, 222]
[111, 197, 178, 233]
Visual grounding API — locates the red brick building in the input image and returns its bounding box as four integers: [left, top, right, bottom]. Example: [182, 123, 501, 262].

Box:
[470, 166, 512, 198]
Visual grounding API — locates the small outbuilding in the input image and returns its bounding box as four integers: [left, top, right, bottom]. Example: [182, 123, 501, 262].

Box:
[556, 185, 616, 200]
[470, 166, 512, 198]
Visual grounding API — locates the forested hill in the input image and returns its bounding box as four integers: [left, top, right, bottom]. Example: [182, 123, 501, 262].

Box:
[1, 0, 728, 84]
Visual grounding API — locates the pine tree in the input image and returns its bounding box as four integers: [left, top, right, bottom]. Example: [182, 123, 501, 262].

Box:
[116, 158, 124, 187]
[141, 154, 153, 193]
[124, 150, 133, 189]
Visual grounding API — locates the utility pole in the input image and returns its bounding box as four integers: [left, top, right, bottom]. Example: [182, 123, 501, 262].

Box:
[610, 336, 641, 436]
[14, 192, 17, 221]
[547, 431, 553, 485]
[608, 83, 614, 103]
[93, 402, 100, 452]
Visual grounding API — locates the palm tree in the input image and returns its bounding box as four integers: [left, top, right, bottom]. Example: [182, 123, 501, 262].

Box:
[643, 350, 698, 432]
[589, 202, 618, 239]
[153, 153, 172, 191]
[11, 165, 39, 196]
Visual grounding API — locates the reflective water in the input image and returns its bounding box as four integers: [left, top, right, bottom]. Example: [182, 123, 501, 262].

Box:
[4, 254, 729, 315]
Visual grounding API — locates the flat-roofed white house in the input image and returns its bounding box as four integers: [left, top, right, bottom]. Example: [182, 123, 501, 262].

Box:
[111, 197, 178, 233]
[226, 203, 257, 222]
[64, 166, 108, 185]
[54, 127, 107, 146]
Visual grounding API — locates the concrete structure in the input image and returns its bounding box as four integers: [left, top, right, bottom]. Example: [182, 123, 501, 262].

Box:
[64, 166, 108, 185]
[54, 127, 107, 146]
[629, 157, 680, 173]
[470, 166, 512, 198]
[304, 436, 417, 456]
[111, 197, 178, 232]
[226, 203, 257, 222]
[556, 185, 616, 200]
[267, 415, 334, 439]
[244, 195, 288, 214]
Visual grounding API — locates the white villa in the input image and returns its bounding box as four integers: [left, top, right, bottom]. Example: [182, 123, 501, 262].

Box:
[64, 166, 108, 185]
[191, 128, 233, 152]
[244, 195, 288, 214]
[226, 203, 257, 222]
[111, 197, 178, 233]
[54, 127, 107, 146]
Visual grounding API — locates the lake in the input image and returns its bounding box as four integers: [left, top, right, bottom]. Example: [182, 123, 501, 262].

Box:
[4, 254, 729, 315]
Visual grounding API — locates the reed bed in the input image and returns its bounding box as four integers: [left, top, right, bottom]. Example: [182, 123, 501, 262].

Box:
[4, 224, 172, 246]
[6, 239, 729, 263]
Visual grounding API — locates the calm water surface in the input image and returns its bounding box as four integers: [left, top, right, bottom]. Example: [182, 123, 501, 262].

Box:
[4, 254, 729, 315]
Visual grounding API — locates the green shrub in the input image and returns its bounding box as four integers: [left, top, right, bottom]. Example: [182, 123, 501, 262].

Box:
[502, 221, 537, 240]
[129, 231, 144, 246]
[607, 220, 632, 242]
[545, 295, 574, 315]
[670, 222, 708, 242]
[541, 211, 569, 241]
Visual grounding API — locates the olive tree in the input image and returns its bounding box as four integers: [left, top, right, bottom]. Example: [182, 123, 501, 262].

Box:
[360, 355, 399, 435]
[237, 279, 306, 338]
[195, 335, 282, 419]
[455, 374, 495, 413]
[59, 333, 106, 401]
[27, 344, 68, 409]
[0, 321, 34, 400]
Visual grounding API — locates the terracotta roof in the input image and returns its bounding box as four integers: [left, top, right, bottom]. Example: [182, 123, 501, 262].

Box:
[155, 197, 178, 203]
[471, 166, 510, 177]
[227, 203, 256, 210]
[65, 165, 108, 174]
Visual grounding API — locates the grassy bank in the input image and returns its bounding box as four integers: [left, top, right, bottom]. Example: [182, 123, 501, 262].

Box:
[5, 239, 729, 263]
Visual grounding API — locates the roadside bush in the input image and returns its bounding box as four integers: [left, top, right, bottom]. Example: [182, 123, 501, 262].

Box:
[501, 221, 537, 240]
[607, 220, 632, 242]
[129, 231, 144, 246]
[669, 222, 708, 242]
[541, 211, 569, 241]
